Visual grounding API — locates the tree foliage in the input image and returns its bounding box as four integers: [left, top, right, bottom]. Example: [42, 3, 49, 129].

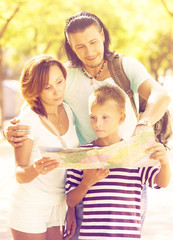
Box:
[161, 0, 173, 17]
[0, 0, 173, 79]
[0, 0, 172, 127]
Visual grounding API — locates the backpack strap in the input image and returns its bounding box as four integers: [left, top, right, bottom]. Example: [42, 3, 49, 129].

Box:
[107, 52, 138, 116]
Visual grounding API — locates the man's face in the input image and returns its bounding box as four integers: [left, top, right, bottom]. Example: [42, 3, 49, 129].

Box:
[68, 24, 105, 69]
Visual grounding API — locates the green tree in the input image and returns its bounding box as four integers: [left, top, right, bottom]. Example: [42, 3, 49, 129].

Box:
[161, 0, 173, 17]
[0, 0, 22, 128]
[144, 32, 173, 81]
[1, 0, 173, 128]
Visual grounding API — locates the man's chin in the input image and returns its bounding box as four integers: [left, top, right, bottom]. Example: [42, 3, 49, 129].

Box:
[85, 59, 104, 69]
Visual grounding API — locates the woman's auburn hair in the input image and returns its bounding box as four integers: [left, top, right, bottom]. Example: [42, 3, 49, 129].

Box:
[20, 55, 67, 117]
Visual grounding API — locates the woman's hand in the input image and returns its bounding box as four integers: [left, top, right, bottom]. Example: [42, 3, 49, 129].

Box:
[15, 157, 61, 183]
[4, 118, 30, 147]
[33, 157, 61, 175]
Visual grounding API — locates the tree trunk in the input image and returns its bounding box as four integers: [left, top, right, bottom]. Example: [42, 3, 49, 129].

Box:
[161, 0, 173, 17]
[0, 45, 4, 129]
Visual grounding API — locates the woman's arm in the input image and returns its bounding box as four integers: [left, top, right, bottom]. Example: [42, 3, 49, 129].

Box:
[67, 169, 110, 208]
[15, 138, 60, 183]
[14, 138, 38, 183]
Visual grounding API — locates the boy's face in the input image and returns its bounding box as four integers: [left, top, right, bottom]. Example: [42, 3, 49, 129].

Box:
[89, 99, 125, 140]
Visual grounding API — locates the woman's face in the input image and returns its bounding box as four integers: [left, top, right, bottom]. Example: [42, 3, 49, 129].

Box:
[40, 65, 66, 110]
[68, 24, 105, 68]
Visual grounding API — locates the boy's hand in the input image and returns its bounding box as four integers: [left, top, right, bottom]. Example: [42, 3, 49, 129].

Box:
[82, 169, 110, 188]
[64, 207, 76, 240]
[146, 142, 169, 166]
[4, 118, 29, 147]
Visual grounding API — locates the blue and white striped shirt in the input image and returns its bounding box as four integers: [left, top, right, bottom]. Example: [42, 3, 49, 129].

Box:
[66, 143, 160, 240]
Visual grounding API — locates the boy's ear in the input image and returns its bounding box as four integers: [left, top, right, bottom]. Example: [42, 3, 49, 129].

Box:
[119, 113, 126, 125]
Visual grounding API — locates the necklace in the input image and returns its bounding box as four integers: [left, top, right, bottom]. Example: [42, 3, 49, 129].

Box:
[81, 60, 106, 85]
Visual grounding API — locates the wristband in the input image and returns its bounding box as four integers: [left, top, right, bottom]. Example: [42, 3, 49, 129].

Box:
[136, 119, 151, 127]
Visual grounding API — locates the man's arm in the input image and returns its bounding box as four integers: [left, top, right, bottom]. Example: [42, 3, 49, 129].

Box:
[138, 78, 171, 125]
[133, 78, 171, 135]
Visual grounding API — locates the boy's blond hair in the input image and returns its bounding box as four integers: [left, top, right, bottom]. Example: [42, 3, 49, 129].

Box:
[89, 85, 126, 111]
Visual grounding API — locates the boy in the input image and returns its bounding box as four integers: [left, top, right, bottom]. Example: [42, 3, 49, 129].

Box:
[65, 85, 170, 239]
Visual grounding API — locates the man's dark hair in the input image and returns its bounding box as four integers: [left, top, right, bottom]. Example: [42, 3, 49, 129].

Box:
[64, 11, 111, 67]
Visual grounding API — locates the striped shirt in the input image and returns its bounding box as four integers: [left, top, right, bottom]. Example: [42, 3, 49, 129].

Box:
[66, 144, 160, 240]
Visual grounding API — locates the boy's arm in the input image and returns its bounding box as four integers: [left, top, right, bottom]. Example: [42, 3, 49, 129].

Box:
[67, 169, 110, 208]
[146, 142, 171, 188]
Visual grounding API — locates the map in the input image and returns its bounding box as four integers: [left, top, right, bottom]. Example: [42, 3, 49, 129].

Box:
[42, 128, 160, 169]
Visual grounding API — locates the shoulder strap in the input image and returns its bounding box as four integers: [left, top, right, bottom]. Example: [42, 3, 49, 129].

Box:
[107, 52, 137, 116]
[40, 115, 67, 149]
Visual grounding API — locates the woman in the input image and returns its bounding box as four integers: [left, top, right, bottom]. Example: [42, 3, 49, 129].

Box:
[9, 55, 79, 240]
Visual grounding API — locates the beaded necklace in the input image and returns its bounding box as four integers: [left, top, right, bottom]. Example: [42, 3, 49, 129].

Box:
[81, 60, 106, 85]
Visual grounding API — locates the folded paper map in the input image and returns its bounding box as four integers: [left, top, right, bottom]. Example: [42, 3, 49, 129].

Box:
[42, 128, 159, 169]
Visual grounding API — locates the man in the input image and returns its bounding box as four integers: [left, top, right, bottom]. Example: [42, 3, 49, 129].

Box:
[63, 11, 170, 141]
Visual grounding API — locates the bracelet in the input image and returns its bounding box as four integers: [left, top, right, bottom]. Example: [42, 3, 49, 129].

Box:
[136, 119, 151, 127]
[33, 162, 39, 174]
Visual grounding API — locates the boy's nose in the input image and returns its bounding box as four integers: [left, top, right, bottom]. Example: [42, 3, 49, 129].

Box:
[96, 119, 102, 127]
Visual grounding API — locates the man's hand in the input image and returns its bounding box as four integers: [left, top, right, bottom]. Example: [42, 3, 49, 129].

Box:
[132, 124, 151, 137]
[4, 118, 30, 147]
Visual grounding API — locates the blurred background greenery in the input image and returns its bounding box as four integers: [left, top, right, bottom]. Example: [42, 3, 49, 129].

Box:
[0, 0, 173, 129]
[0, 2, 173, 239]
